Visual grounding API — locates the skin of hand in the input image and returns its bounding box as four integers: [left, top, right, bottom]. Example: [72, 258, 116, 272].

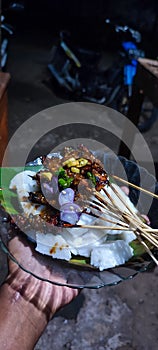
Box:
[0, 235, 79, 350]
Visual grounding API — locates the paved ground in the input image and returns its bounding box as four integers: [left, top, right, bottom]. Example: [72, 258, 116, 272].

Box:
[1, 27, 158, 350]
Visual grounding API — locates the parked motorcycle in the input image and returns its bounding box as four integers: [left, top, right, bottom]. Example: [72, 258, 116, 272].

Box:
[48, 20, 144, 100]
[47, 20, 157, 132]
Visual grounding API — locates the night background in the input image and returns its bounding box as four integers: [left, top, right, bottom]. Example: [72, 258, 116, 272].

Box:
[2, 0, 158, 50]
[3, 0, 158, 54]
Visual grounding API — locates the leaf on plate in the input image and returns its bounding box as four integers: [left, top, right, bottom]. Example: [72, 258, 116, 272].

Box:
[0, 189, 19, 214]
[70, 258, 88, 265]
[69, 255, 99, 269]
[0, 165, 43, 215]
[130, 239, 153, 257]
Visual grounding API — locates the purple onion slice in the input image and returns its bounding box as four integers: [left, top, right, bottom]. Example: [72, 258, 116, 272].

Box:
[59, 188, 75, 206]
[60, 203, 81, 225]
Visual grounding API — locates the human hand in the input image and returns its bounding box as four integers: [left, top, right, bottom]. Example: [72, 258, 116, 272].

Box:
[0, 235, 79, 349]
[6, 235, 79, 321]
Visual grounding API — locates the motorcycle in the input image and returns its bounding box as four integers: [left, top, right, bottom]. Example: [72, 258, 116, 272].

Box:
[47, 20, 158, 132]
[47, 20, 144, 103]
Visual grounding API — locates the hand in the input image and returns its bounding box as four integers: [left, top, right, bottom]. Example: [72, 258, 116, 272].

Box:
[6, 235, 79, 320]
[0, 235, 79, 350]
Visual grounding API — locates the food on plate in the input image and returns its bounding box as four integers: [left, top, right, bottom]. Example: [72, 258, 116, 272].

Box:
[9, 145, 148, 271]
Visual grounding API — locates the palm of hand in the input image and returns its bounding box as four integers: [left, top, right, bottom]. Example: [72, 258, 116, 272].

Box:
[7, 236, 79, 320]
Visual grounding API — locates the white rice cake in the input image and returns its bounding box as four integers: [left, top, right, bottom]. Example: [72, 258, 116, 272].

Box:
[91, 240, 133, 271]
[66, 212, 97, 236]
[36, 232, 76, 261]
[9, 170, 45, 217]
[120, 231, 136, 244]
[76, 234, 107, 257]
[9, 171, 38, 199]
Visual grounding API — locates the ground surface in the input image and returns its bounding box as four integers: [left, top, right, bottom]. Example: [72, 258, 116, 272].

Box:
[0, 26, 158, 350]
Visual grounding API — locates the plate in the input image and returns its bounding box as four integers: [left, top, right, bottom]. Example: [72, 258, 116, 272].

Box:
[0, 152, 157, 289]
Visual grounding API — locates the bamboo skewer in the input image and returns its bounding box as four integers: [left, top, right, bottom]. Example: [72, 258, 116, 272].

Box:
[112, 175, 158, 200]
[135, 232, 158, 265]
[76, 224, 158, 234]
[94, 188, 147, 234]
[93, 191, 126, 220]
[85, 200, 129, 227]
[84, 210, 129, 227]
[110, 194, 155, 251]
[87, 185, 158, 238]
[71, 179, 158, 264]
[109, 183, 143, 225]
[123, 213, 158, 248]
[104, 183, 154, 236]
[107, 184, 158, 248]
[89, 182, 158, 265]
[77, 224, 131, 230]
[123, 211, 150, 230]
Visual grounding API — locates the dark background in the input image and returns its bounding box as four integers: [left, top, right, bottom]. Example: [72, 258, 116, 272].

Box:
[3, 0, 158, 56]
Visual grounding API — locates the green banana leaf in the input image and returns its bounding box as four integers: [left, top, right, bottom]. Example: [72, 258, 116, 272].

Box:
[0, 165, 43, 215]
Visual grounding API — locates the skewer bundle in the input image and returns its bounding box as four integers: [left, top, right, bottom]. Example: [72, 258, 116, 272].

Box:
[71, 176, 158, 266]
